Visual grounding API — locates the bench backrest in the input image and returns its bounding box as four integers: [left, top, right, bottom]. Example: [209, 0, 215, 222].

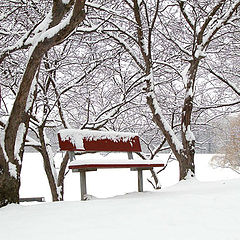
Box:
[58, 129, 141, 152]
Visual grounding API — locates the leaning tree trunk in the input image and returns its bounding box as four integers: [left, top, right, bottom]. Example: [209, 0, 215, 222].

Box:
[146, 58, 199, 181]
[0, 44, 43, 207]
[0, 0, 86, 207]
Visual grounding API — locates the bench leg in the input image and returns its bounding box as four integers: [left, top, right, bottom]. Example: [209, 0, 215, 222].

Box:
[138, 169, 143, 192]
[80, 170, 87, 200]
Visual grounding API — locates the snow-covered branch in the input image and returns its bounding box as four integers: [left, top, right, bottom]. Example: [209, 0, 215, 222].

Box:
[207, 68, 240, 96]
[104, 32, 144, 71]
[201, 1, 240, 48]
[85, 2, 137, 26]
[178, 0, 195, 30]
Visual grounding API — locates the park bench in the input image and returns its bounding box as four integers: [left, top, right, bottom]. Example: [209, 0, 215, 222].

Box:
[58, 129, 164, 200]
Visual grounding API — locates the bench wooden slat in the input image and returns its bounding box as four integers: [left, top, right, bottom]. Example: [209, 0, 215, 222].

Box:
[69, 163, 164, 169]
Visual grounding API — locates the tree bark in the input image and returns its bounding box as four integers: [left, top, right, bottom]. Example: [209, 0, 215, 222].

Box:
[0, 146, 20, 207]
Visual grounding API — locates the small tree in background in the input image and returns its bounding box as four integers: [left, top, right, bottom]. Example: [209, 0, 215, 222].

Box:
[211, 115, 240, 174]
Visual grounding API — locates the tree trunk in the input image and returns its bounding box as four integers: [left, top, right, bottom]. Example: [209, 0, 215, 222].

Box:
[178, 154, 195, 180]
[179, 59, 199, 179]
[57, 152, 70, 199]
[38, 128, 70, 201]
[0, 0, 86, 207]
[38, 127, 60, 201]
[146, 81, 196, 181]
[0, 144, 21, 207]
[0, 174, 20, 207]
[0, 46, 43, 207]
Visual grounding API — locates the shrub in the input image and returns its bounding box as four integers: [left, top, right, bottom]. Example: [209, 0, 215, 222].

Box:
[211, 115, 240, 174]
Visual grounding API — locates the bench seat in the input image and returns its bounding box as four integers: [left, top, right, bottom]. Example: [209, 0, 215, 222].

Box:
[69, 159, 164, 170]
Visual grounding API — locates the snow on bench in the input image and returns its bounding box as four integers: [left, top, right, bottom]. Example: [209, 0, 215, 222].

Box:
[68, 158, 166, 170]
[58, 129, 164, 200]
[58, 129, 141, 152]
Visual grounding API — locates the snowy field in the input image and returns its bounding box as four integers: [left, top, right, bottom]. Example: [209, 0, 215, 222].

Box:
[19, 153, 240, 201]
[1, 153, 240, 240]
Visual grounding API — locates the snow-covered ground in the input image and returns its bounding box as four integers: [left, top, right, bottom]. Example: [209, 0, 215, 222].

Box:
[1, 153, 240, 240]
[1, 179, 240, 240]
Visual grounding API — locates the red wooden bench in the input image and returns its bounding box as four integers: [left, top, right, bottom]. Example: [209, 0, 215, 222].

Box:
[58, 129, 164, 200]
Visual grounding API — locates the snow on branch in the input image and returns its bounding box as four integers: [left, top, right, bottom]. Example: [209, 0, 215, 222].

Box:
[195, 100, 240, 111]
[86, 2, 137, 26]
[146, 71, 183, 152]
[105, 32, 144, 71]
[160, 31, 192, 57]
[154, 61, 182, 77]
[39, 62, 102, 127]
[91, 90, 143, 128]
[196, 0, 225, 41]
[103, 23, 138, 45]
[178, 0, 195, 30]
[14, 123, 26, 164]
[123, 0, 134, 9]
[62, 0, 71, 4]
[207, 69, 240, 97]
[77, 16, 111, 33]
[150, 93, 183, 152]
[0, 11, 53, 64]
[25, 136, 41, 148]
[0, 7, 20, 21]
[27, 8, 74, 57]
[201, 1, 240, 48]
[59, 62, 102, 96]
